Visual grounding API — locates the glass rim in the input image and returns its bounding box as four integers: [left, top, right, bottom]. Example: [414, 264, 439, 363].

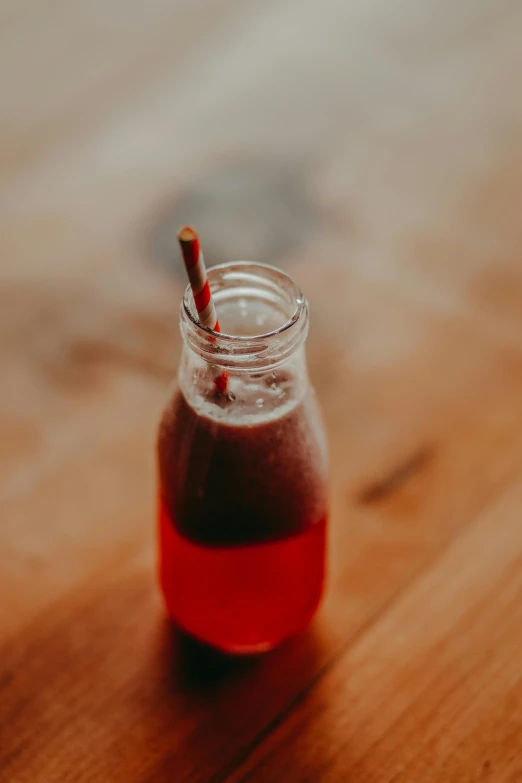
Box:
[180, 261, 309, 371]
[182, 260, 306, 343]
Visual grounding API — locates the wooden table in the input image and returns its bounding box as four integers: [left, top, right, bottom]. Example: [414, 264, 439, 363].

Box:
[2, 1, 522, 780]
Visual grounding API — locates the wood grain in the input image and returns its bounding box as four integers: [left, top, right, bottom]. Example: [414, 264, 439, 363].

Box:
[229, 478, 522, 782]
[1, 0, 522, 781]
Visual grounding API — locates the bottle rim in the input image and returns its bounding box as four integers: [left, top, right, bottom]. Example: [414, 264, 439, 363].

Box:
[180, 261, 309, 371]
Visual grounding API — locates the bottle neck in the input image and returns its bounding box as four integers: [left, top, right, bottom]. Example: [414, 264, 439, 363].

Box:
[180, 262, 309, 372]
[178, 262, 310, 421]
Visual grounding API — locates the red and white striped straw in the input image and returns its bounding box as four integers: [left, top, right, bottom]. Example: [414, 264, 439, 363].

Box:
[178, 225, 228, 394]
[177, 225, 221, 332]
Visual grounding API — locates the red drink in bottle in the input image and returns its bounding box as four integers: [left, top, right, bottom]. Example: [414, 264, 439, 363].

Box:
[157, 262, 328, 653]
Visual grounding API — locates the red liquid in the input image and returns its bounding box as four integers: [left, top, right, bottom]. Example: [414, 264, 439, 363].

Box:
[159, 504, 326, 653]
[157, 388, 328, 653]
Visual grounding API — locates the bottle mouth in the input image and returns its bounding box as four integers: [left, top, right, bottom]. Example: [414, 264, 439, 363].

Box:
[181, 261, 309, 370]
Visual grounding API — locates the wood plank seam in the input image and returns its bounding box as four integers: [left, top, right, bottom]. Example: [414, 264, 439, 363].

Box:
[328, 570, 522, 783]
[220, 467, 522, 783]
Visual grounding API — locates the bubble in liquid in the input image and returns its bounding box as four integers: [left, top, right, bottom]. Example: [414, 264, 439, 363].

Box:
[227, 391, 236, 401]
[256, 398, 264, 408]
[264, 371, 278, 388]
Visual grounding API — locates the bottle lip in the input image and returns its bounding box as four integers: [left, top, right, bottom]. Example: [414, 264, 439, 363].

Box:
[180, 261, 309, 370]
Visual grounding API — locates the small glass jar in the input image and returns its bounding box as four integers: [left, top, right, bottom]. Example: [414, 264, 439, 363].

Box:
[157, 262, 329, 654]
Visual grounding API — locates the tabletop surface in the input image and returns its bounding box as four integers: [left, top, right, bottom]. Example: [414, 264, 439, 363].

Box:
[2, 1, 522, 781]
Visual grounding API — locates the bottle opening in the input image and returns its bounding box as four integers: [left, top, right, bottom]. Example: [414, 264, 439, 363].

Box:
[181, 262, 309, 370]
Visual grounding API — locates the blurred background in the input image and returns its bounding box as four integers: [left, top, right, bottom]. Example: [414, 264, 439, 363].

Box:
[3, 0, 522, 631]
[2, 0, 522, 777]
[3, 0, 522, 644]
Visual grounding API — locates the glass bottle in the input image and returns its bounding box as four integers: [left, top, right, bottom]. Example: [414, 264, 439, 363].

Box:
[157, 262, 329, 653]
